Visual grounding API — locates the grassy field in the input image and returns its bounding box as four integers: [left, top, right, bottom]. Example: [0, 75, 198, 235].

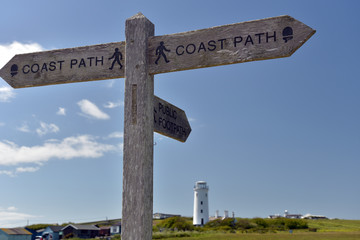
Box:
[151, 219, 360, 240]
[160, 231, 360, 240]
[66, 218, 360, 240]
[307, 219, 360, 232]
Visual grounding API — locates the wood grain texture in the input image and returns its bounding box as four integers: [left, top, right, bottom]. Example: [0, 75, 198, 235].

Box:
[148, 15, 315, 74]
[0, 42, 125, 88]
[154, 95, 191, 142]
[122, 13, 154, 240]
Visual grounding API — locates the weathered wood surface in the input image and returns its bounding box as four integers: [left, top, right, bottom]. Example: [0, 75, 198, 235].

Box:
[0, 42, 125, 88]
[148, 15, 315, 74]
[122, 13, 154, 240]
[0, 15, 315, 89]
[154, 95, 191, 142]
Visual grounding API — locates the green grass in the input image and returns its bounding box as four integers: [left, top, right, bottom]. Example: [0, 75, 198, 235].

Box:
[151, 219, 360, 239]
[160, 231, 360, 240]
[306, 219, 360, 232]
[52, 218, 360, 240]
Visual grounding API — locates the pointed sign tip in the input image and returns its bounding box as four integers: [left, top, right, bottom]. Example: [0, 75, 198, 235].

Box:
[129, 12, 146, 20]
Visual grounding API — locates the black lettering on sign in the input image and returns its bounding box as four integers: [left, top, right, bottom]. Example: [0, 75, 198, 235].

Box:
[255, 33, 264, 44]
[158, 117, 185, 136]
[158, 102, 177, 120]
[176, 45, 184, 56]
[186, 44, 196, 54]
[207, 40, 216, 51]
[22, 61, 65, 74]
[49, 61, 56, 71]
[96, 56, 104, 66]
[87, 57, 95, 67]
[218, 39, 226, 49]
[70, 59, 78, 69]
[198, 42, 206, 53]
[266, 31, 276, 42]
[41, 63, 48, 72]
[233, 36, 243, 47]
[23, 65, 30, 74]
[58, 60, 64, 70]
[78, 58, 86, 68]
[245, 35, 254, 46]
[31, 64, 39, 73]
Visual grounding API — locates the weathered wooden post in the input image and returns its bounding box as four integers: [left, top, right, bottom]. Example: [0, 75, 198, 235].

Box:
[0, 12, 314, 240]
[122, 13, 155, 240]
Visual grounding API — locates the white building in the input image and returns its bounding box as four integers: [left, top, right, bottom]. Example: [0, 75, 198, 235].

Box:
[302, 213, 328, 219]
[193, 181, 209, 226]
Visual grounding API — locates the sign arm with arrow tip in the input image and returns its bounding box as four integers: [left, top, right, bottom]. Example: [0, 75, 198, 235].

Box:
[0, 13, 315, 240]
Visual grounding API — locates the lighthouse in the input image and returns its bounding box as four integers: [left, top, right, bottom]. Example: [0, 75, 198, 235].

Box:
[193, 181, 209, 226]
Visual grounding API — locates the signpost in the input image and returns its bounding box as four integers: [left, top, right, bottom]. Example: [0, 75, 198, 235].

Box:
[0, 12, 315, 240]
[148, 15, 315, 74]
[0, 42, 125, 88]
[154, 95, 191, 143]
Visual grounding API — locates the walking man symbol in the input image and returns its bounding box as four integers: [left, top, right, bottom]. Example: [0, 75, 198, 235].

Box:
[109, 48, 123, 70]
[155, 41, 170, 65]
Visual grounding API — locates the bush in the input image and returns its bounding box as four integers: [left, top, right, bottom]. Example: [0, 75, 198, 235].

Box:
[285, 219, 308, 229]
[156, 217, 194, 231]
[204, 218, 236, 231]
[235, 219, 253, 230]
[252, 218, 269, 228]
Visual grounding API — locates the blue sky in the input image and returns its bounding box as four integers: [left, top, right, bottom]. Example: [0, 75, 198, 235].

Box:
[0, 0, 359, 227]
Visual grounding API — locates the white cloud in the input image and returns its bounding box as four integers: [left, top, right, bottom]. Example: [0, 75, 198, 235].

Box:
[57, 107, 66, 116]
[0, 135, 118, 167]
[0, 207, 37, 228]
[17, 122, 30, 133]
[78, 99, 110, 120]
[0, 41, 45, 68]
[0, 167, 40, 177]
[104, 101, 123, 109]
[16, 166, 40, 173]
[0, 170, 15, 177]
[0, 86, 15, 102]
[108, 131, 124, 139]
[36, 122, 60, 136]
[7, 206, 17, 211]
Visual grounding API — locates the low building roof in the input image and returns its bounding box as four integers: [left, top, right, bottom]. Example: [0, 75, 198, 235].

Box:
[1, 228, 32, 235]
[45, 226, 63, 232]
[62, 224, 99, 231]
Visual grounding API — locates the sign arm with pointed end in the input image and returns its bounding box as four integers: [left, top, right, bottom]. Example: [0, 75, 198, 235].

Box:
[154, 95, 191, 142]
[148, 15, 315, 75]
[0, 42, 125, 88]
[0, 13, 315, 240]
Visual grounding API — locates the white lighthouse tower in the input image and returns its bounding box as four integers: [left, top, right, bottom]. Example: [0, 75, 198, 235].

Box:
[193, 181, 209, 226]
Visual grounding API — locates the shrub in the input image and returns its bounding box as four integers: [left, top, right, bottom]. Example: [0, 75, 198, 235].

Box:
[204, 218, 236, 231]
[252, 218, 269, 228]
[156, 217, 194, 231]
[235, 219, 254, 230]
[285, 219, 308, 229]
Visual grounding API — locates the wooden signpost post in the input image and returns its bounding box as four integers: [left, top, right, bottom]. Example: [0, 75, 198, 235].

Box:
[0, 12, 315, 240]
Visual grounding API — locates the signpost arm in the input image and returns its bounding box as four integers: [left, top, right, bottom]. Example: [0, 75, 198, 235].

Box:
[122, 13, 155, 240]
